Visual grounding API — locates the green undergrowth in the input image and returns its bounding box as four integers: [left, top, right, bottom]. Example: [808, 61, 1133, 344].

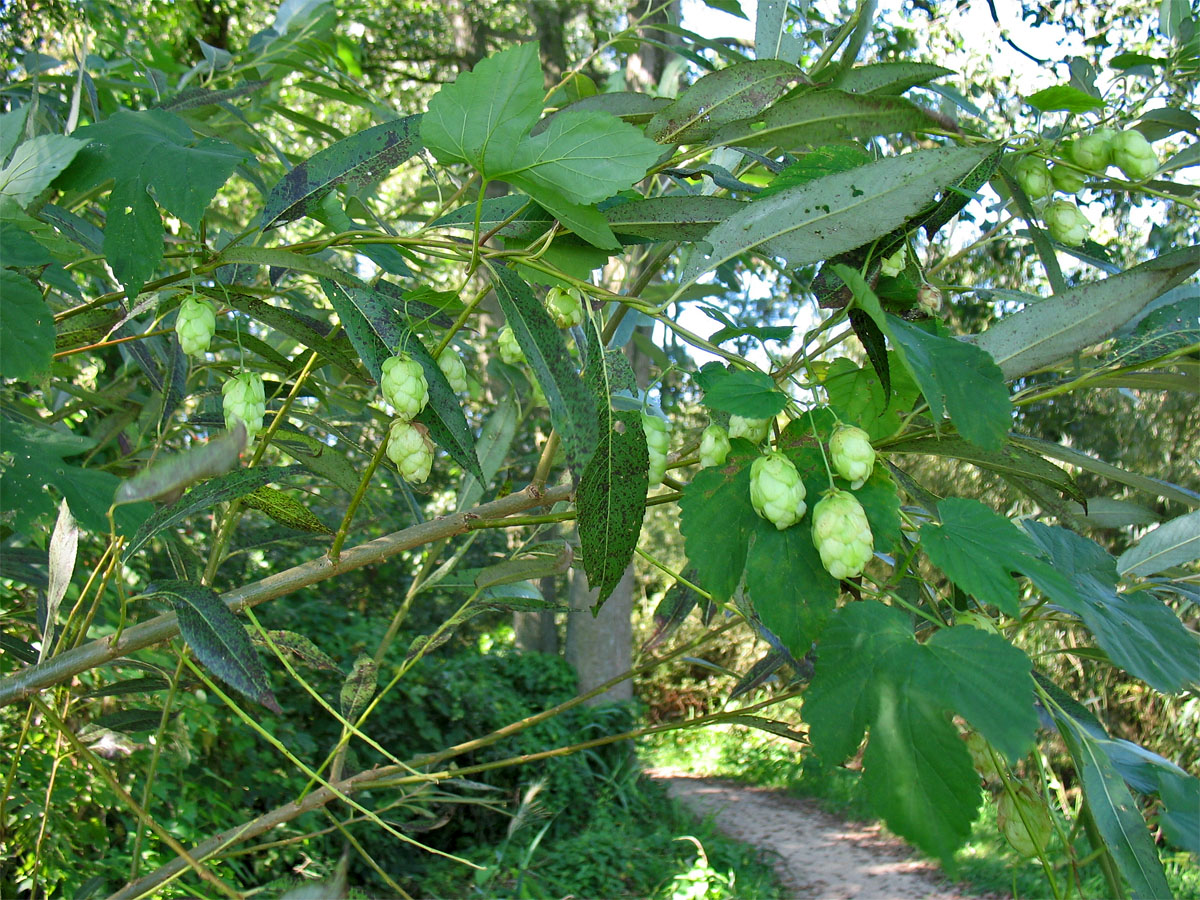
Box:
[640, 724, 1200, 900]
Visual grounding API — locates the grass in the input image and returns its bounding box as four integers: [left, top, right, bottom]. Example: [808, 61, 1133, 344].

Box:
[640, 724, 1200, 900]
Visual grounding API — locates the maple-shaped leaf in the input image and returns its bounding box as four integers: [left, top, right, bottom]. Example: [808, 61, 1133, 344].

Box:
[57, 109, 244, 297]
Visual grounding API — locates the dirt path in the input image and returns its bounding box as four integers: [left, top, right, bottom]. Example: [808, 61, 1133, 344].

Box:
[646, 768, 976, 900]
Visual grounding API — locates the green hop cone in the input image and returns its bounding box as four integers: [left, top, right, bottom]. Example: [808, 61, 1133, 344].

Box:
[1049, 164, 1086, 194]
[175, 296, 216, 357]
[1072, 129, 1114, 171]
[642, 411, 671, 488]
[380, 354, 429, 421]
[386, 420, 434, 484]
[997, 785, 1053, 858]
[546, 286, 585, 329]
[749, 451, 807, 530]
[812, 489, 874, 579]
[879, 245, 907, 278]
[1014, 156, 1053, 200]
[829, 424, 875, 489]
[222, 372, 266, 441]
[498, 325, 524, 365]
[1043, 199, 1090, 247]
[1111, 129, 1158, 181]
[962, 731, 1004, 784]
[437, 347, 469, 394]
[729, 414, 770, 444]
[699, 423, 731, 469]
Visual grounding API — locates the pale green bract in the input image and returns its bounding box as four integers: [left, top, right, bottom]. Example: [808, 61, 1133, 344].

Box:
[386, 420, 434, 484]
[729, 414, 770, 444]
[380, 354, 429, 421]
[497, 326, 524, 365]
[642, 412, 671, 488]
[698, 424, 731, 468]
[812, 489, 874, 578]
[222, 372, 266, 441]
[829, 424, 875, 489]
[1043, 199, 1090, 246]
[175, 296, 216, 357]
[437, 348, 469, 394]
[1111, 130, 1158, 180]
[1014, 156, 1052, 200]
[546, 287, 585, 328]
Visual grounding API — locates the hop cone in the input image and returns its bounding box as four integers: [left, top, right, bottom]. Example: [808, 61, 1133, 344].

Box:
[1111, 129, 1158, 181]
[812, 489, 873, 578]
[175, 296, 216, 356]
[698, 423, 731, 468]
[749, 451, 806, 530]
[1014, 157, 1052, 200]
[381, 354, 429, 421]
[729, 415, 770, 444]
[437, 348, 469, 394]
[498, 326, 524, 365]
[829, 424, 875, 489]
[222, 372, 266, 441]
[386, 420, 434, 484]
[1043, 200, 1090, 247]
[1072, 129, 1114, 171]
[642, 412, 671, 487]
[1049, 164, 1085, 194]
[998, 786, 1052, 858]
[546, 287, 585, 328]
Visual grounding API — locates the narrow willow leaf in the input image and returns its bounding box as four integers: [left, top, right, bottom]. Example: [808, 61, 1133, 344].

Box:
[114, 425, 246, 506]
[967, 247, 1200, 379]
[242, 486, 332, 534]
[886, 435, 1082, 504]
[421, 43, 543, 175]
[490, 265, 598, 480]
[249, 629, 340, 672]
[648, 59, 802, 143]
[604, 196, 746, 242]
[679, 145, 993, 288]
[848, 308, 890, 397]
[710, 91, 941, 150]
[339, 654, 378, 720]
[729, 653, 791, 702]
[431, 196, 554, 241]
[1011, 434, 1200, 508]
[146, 580, 280, 713]
[642, 577, 698, 652]
[756, 145, 873, 200]
[80, 676, 173, 699]
[577, 409, 649, 608]
[838, 62, 955, 95]
[159, 340, 188, 433]
[40, 500, 79, 661]
[1118, 510, 1200, 576]
[260, 115, 423, 228]
[1060, 719, 1172, 899]
[216, 290, 361, 376]
[755, 0, 803, 63]
[217, 246, 358, 286]
[917, 144, 1004, 238]
[475, 543, 573, 590]
[1024, 522, 1199, 693]
[124, 465, 306, 560]
[544, 92, 671, 128]
[157, 79, 271, 112]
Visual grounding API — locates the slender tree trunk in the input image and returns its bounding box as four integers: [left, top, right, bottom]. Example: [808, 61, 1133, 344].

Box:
[514, 575, 560, 654]
[564, 565, 635, 704]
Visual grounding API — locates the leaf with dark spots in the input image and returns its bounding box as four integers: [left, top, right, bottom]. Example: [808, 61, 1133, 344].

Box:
[145, 580, 280, 713]
[490, 264, 598, 481]
[115, 425, 246, 506]
[430, 196, 556, 242]
[577, 409, 649, 609]
[648, 59, 802, 143]
[643, 578, 698, 652]
[213, 290, 362, 376]
[156, 80, 271, 111]
[605, 196, 746, 243]
[261, 115, 423, 229]
[848, 308, 890, 397]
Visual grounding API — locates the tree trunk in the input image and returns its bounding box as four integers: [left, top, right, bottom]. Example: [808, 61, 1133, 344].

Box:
[513, 575, 560, 654]
[564, 564, 635, 705]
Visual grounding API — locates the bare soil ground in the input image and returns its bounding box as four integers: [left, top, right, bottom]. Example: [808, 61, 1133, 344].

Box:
[646, 768, 982, 900]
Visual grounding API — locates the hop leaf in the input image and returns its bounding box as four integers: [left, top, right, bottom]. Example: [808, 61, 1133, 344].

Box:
[1111, 129, 1158, 181]
[437, 347, 469, 394]
[386, 420, 434, 484]
[222, 372, 266, 440]
[1014, 156, 1052, 200]
[175, 296, 216, 356]
[749, 451, 807, 530]
[380, 354, 429, 421]
[642, 411, 671, 488]
[729, 414, 770, 444]
[699, 423, 731, 469]
[546, 286, 585, 328]
[829, 424, 875, 489]
[812, 489, 874, 578]
[1043, 199, 1090, 247]
[498, 325, 524, 365]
